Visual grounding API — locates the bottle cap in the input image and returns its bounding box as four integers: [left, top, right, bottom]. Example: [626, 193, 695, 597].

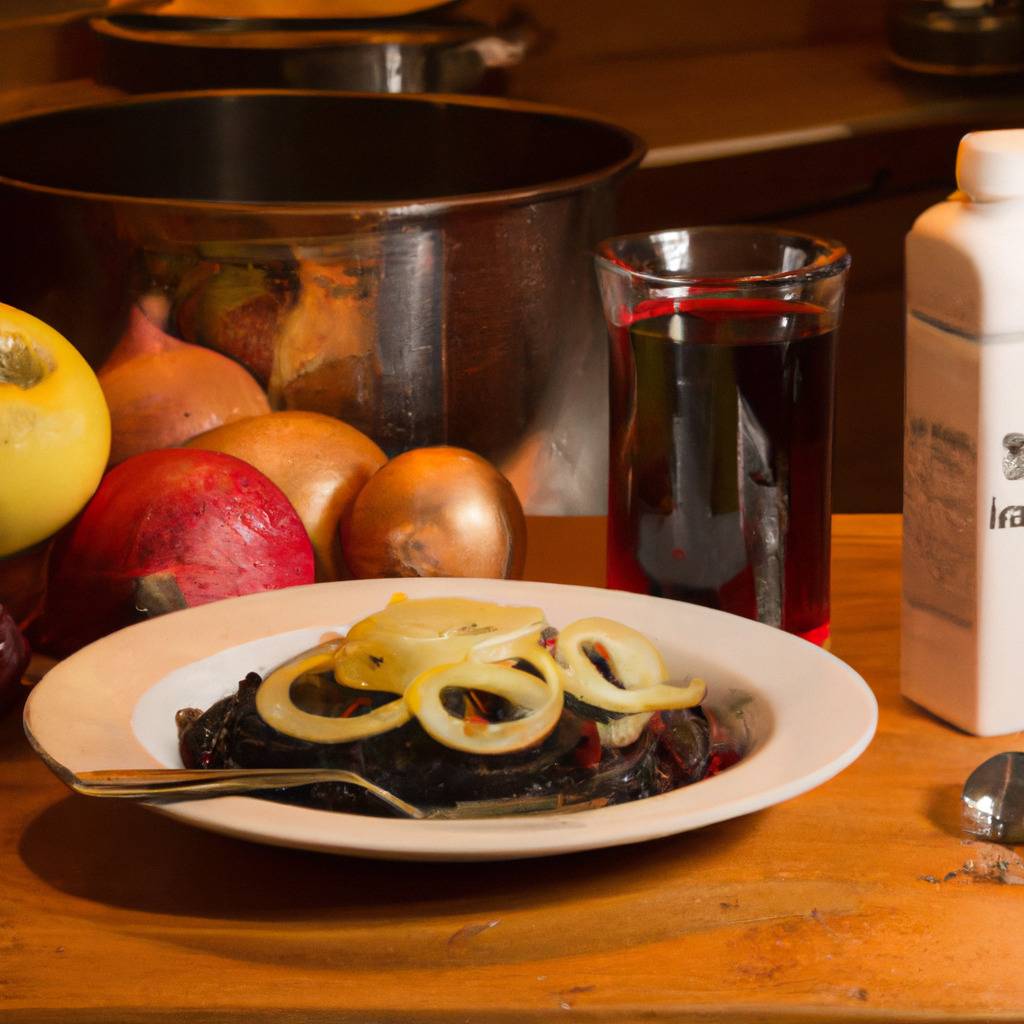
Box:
[957, 130, 1024, 202]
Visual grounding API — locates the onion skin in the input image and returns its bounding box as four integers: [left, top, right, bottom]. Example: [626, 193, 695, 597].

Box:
[33, 449, 315, 658]
[341, 446, 526, 580]
[187, 411, 385, 581]
[0, 604, 29, 714]
[98, 301, 270, 466]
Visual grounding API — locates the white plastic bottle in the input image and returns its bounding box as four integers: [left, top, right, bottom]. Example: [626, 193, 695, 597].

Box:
[903, 129, 1024, 735]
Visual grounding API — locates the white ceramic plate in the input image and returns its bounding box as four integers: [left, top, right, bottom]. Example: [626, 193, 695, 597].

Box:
[24, 578, 877, 861]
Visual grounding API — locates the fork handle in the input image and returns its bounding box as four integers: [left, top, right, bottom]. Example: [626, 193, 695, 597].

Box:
[70, 768, 425, 818]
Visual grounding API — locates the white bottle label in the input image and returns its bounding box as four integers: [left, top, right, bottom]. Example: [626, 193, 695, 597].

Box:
[903, 312, 978, 627]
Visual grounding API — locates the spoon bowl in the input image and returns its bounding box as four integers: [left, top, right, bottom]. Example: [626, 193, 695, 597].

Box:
[962, 751, 1024, 843]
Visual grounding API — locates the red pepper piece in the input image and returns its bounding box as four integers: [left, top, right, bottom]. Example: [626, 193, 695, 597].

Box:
[705, 749, 741, 777]
[574, 720, 602, 769]
[340, 696, 373, 719]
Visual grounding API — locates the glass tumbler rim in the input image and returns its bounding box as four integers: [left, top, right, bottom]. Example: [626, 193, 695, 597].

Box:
[594, 224, 851, 289]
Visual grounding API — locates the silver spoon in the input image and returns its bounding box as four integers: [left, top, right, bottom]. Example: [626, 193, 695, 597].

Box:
[962, 752, 1024, 843]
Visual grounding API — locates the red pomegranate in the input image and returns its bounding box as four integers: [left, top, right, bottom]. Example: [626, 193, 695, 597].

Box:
[34, 448, 315, 657]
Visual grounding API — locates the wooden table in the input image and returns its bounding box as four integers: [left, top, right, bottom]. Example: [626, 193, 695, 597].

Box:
[3, 514, 1023, 1023]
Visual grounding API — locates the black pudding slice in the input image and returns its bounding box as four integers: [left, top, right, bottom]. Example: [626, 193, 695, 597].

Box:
[176, 670, 666, 816]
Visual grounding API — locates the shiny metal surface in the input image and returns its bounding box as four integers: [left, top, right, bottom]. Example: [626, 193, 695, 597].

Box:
[0, 91, 644, 513]
[90, 11, 534, 94]
[962, 751, 1024, 843]
[65, 767, 426, 817]
[59, 767, 619, 819]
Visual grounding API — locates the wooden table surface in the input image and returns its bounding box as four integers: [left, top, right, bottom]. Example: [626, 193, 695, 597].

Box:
[3, 514, 1024, 1023]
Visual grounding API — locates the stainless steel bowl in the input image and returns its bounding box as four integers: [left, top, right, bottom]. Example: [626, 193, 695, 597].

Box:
[0, 90, 644, 513]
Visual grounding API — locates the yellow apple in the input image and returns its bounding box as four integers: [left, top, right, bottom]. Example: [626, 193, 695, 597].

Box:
[0, 304, 111, 557]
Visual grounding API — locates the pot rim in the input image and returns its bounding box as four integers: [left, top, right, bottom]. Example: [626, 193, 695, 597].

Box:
[89, 13, 490, 49]
[0, 88, 647, 215]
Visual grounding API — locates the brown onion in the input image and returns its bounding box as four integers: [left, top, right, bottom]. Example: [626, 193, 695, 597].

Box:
[98, 297, 270, 465]
[341, 446, 526, 580]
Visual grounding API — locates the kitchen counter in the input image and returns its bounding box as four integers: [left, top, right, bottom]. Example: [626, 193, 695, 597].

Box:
[510, 38, 1024, 163]
[4, 515, 1024, 1022]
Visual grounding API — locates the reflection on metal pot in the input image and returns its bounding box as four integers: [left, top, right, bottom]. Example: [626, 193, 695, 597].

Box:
[0, 91, 644, 514]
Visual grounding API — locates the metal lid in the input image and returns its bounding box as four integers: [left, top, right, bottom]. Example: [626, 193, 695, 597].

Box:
[887, 0, 1024, 76]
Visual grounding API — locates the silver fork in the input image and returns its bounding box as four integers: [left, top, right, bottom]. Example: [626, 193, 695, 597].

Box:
[63, 767, 426, 819]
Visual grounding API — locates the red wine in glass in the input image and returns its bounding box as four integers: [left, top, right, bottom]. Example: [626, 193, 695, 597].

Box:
[607, 296, 834, 646]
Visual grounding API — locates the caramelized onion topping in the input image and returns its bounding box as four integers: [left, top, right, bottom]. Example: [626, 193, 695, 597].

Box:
[253, 598, 704, 753]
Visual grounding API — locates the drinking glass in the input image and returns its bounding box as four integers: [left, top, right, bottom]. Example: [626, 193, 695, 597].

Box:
[594, 226, 850, 646]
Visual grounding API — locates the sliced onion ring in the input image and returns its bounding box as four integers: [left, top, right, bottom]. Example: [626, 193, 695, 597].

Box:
[470, 624, 552, 671]
[333, 639, 415, 695]
[256, 641, 412, 744]
[557, 617, 705, 713]
[597, 712, 653, 748]
[333, 612, 548, 695]
[405, 656, 564, 755]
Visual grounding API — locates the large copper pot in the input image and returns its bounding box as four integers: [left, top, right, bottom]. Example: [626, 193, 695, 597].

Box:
[0, 90, 643, 513]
